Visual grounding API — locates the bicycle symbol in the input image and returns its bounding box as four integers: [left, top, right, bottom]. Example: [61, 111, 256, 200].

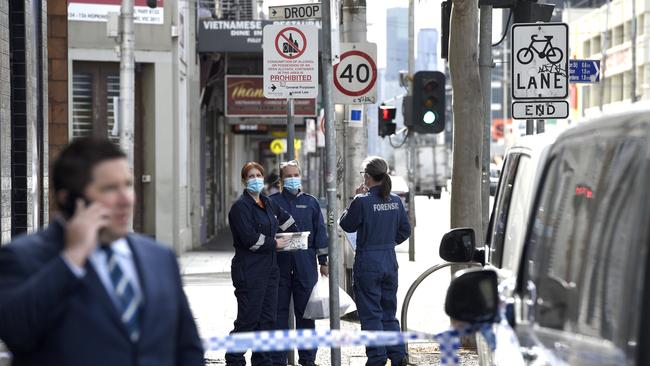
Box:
[516, 35, 563, 65]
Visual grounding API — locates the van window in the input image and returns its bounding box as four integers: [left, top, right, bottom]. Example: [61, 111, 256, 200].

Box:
[488, 154, 522, 267]
[500, 155, 533, 273]
[524, 134, 649, 355]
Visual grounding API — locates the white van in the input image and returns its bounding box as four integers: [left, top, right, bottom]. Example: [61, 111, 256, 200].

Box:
[441, 108, 650, 366]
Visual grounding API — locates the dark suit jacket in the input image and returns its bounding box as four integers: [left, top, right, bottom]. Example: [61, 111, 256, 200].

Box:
[0, 221, 204, 366]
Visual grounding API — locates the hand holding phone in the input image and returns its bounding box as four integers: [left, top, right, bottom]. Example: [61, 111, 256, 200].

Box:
[62, 199, 111, 267]
[355, 183, 368, 195]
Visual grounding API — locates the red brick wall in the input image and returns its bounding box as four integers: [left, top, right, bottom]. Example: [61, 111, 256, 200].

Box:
[47, 0, 67, 214]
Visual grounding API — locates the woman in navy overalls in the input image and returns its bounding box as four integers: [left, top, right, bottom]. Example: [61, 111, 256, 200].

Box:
[339, 156, 411, 366]
[226, 162, 298, 366]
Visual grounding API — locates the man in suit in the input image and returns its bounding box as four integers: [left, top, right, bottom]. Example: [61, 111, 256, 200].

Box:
[0, 137, 204, 366]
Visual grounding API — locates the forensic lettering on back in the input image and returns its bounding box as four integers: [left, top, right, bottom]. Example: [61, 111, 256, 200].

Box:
[373, 203, 399, 212]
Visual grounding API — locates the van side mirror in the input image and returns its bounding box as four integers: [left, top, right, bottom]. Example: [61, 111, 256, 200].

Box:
[439, 228, 476, 262]
[445, 269, 499, 323]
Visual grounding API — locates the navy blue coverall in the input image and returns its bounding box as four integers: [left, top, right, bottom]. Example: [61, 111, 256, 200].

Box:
[226, 191, 299, 366]
[339, 186, 411, 366]
[269, 190, 328, 366]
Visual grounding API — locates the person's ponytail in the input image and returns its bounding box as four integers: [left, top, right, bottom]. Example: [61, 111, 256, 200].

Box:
[379, 173, 392, 201]
[362, 156, 392, 201]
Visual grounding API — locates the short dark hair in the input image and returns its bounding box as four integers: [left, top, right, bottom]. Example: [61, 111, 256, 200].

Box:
[52, 137, 126, 213]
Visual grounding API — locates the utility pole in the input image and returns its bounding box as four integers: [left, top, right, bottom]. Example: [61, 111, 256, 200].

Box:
[407, 0, 416, 262]
[449, 0, 483, 255]
[119, 0, 135, 168]
[478, 3, 492, 240]
[321, 1, 341, 365]
[341, 0, 368, 216]
[631, 0, 638, 103]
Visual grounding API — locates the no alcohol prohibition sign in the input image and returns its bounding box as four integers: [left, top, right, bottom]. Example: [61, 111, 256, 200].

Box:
[275, 27, 306, 60]
[333, 43, 378, 104]
[263, 24, 318, 99]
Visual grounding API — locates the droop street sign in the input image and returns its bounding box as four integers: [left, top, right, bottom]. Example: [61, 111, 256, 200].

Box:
[269, 3, 321, 20]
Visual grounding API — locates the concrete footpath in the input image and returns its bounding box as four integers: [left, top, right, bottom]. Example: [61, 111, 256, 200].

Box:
[180, 195, 478, 365]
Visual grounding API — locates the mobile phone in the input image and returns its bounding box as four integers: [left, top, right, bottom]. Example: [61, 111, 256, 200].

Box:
[62, 191, 89, 218]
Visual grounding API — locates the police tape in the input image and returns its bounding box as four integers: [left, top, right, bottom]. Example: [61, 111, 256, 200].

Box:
[203, 324, 496, 366]
[0, 325, 496, 366]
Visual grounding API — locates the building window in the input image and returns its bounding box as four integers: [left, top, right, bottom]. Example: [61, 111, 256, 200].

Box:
[583, 40, 591, 57]
[624, 20, 632, 43]
[603, 77, 611, 105]
[637, 65, 645, 97]
[639, 14, 645, 35]
[611, 74, 623, 103]
[72, 73, 94, 138]
[71, 62, 121, 142]
[592, 35, 602, 54]
[590, 85, 599, 108]
[612, 25, 624, 46]
[623, 71, 632, 101]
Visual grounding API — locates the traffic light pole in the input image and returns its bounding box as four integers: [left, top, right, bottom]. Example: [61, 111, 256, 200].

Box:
[321, 1, 341, 365]
[407, 0, 416, 262]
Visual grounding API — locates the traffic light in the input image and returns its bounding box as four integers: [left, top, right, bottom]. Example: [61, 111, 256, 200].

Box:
[378, 104, 396, 137]
[412, 70, 445, 134]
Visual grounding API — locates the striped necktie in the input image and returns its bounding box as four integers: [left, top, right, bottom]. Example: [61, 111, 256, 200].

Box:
[101, 245, 141, 342]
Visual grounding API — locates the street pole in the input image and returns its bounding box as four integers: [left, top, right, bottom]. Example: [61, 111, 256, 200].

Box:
[119, 0, 135, 168]
[407, 0, 416, 262]
[526, 119, 534, 135]
[321, 1, 341, 365]
[631, 0, 638, 103]
[287, 97, 295, 159]
[341, 0, 368, 214]
[478, 4, 492, 241]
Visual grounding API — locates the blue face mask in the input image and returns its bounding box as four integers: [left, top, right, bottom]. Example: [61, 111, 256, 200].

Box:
[246, 178, 264, 193]
[283, 177, 302, 192]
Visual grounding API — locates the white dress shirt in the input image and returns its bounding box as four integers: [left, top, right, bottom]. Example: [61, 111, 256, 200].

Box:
[63, 238, 144, 310]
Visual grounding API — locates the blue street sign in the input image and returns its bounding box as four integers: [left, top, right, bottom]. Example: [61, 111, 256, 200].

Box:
[569, 60, 600, 83]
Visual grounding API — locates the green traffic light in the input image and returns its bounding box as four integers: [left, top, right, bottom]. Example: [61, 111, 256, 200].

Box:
[423, 111, 436, 124]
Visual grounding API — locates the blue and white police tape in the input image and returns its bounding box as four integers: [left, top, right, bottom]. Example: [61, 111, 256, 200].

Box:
[203, 323, 496, 366]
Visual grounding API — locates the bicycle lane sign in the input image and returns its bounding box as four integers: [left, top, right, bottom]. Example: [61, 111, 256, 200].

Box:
[511, 23, 568, 100]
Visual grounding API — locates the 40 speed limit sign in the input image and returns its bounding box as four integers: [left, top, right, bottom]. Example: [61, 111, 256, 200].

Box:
[334, 43, 377, 104]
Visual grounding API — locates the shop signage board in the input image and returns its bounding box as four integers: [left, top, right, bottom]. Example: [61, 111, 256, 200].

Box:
[225, 75, 316, 117]
[68, 0, 164, 24]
